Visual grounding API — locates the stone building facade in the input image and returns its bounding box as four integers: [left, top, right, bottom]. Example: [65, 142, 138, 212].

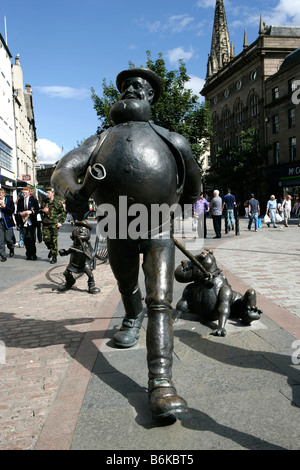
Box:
[0, 33, 37, 199]
[12, 55, 37, 191]
[264, 49, 300, 200]
[0, 33, 17, 197]
[201, 0, 300, 203]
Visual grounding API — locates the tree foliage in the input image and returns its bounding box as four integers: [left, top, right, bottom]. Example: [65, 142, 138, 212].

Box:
[204, 128, 269, 201]
[91, 51, 211, 170]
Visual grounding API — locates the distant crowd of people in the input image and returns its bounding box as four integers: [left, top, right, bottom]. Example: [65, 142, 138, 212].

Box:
[0, 186, 66, 263]
[192, 189, 300, 239]
[1, 186, 300, 260]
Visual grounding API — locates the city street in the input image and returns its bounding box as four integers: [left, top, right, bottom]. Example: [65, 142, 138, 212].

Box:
[0, 215, 299, 450]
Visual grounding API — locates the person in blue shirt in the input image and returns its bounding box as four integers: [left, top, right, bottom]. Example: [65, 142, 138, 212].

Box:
[248, 194, 260, 231]
[222, 188, 236, 232]
[266, 195, 278, 228]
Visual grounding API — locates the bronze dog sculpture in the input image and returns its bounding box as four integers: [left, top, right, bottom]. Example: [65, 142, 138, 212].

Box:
[174, 248, 262, 336]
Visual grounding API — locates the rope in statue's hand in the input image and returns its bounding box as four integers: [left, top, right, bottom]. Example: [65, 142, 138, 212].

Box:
[76, 164, 106, 220]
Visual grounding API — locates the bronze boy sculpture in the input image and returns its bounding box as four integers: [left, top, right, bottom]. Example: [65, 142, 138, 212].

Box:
[51, 68, 201, 420]
[59, 220, 100, 295]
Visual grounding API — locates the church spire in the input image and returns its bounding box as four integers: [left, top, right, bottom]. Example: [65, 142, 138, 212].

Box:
[208, 0, 231, 76]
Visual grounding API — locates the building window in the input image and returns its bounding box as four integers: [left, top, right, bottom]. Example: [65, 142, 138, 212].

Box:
[236, 80, 242, 90]
[212, 113, 219, 135]
[288, 108, 296, 128]
[224, 88, 229, 98]
[223, 107, 231, 129]
[273, 142, 280, 165]
[272, 115, 279, 134]
[250, 93, 259, 117]
[0, 139, 13, 170]
[272, 87, 279, 100]
[289, 78, 297, 93]
[250, 70, 257, 81]
[236, 102, 244, 124]
[289, 137, 296, 162]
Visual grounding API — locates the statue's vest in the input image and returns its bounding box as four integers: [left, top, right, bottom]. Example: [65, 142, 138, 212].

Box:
[89, 121, 186, 235]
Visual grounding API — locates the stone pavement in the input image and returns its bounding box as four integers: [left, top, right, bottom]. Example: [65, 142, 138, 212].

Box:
[0, 216, 299, 451]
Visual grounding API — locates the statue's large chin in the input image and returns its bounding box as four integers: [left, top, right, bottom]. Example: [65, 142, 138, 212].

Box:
[109, 99, 151, 124]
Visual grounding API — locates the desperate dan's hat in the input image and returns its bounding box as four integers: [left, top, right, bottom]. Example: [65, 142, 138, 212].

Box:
[116, 68, 162, 104]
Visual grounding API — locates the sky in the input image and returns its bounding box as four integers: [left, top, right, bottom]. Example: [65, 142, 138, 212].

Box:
[1, 0, 300, 164]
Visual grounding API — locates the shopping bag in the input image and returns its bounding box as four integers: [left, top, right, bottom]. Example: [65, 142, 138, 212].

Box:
[192, 217, 198, 231]
[263, 214, 271, 223]
[258, 218, 262, 229]
[275, 213, 283, 223]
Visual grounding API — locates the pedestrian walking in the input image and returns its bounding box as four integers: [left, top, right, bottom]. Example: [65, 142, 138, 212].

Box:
[0, 188, 15, 262]
[265, 195, 278, 228]
[282, 195, 292, 227]
[210, 190, 223, 238]
[40, 187, 66, 264]
[296, 202, 300, 227]
[193, 193, 209, 238]
[222, 188, 236, 233]
[248, 194, 260, 231]
[244, 200, 249, 218]
[16, 187, 40, 260]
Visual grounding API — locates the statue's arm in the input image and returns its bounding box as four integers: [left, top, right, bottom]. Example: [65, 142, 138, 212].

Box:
[51, 135, 99, 213]
[51, 135, 99, 199]
[169, 133, 201, 206]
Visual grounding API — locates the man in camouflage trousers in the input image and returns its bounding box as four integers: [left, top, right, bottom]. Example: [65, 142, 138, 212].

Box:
[41, 187, 66, 263]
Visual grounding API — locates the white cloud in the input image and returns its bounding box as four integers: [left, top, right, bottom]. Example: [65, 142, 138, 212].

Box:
[185, 75, 205, 99]
[138, 13, 195, 35]
[195, 0, 216, 8]
[36, 139, 61, 164]
[264, 0, 300, 26]
[35, 86, 90, 100]
[168, 15, 194, 33]
[167, 47, 194, 64]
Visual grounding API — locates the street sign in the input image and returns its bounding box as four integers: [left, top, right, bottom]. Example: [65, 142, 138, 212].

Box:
[22, 175, 31, 181]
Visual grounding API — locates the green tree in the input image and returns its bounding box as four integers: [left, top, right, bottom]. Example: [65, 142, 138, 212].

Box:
[91, 51, 211, 170]
[204, 128, 269, 202]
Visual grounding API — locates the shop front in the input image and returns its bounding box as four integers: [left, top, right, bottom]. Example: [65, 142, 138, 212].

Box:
[0, 173, 17, 199]
[267, 162, 300, 203]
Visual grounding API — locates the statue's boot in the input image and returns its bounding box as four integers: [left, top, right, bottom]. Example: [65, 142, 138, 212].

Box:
[88, 278, 100, 294]
[240, 289, 262, 325]
[113, 287, 145, 348]
[59, 272, 75, 292]
[147, 308, 188, 420]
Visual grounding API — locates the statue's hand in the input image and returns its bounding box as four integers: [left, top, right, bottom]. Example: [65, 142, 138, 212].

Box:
[181, 260, 190, 271]
[65, 185, 88, 214]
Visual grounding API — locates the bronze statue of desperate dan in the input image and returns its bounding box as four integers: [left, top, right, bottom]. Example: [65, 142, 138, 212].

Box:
[51, 67, 201, 420]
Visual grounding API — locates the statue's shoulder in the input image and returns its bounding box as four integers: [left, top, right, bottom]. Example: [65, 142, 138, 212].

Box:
[89, 128, 112, 165]
[149, 122, 190, 153]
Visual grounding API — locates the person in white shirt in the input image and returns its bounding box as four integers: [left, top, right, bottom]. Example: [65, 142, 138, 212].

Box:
[282, 195, 292, 227]
[16, 187, 40, 260]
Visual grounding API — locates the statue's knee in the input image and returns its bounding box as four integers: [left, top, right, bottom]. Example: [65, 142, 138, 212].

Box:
[147, 298, 173, 314]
